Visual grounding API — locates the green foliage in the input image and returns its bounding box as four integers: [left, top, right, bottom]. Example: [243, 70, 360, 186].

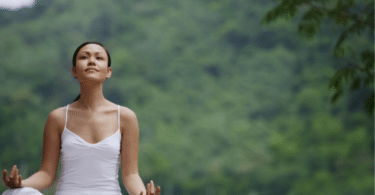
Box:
[262, 0, 374, 117]
[298, 7, 325, 39]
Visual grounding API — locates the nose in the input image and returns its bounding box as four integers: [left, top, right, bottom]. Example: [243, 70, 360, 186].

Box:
[88, 56, 96, 65]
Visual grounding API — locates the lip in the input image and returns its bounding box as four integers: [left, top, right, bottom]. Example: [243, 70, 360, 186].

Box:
[86, 68, 98, 72]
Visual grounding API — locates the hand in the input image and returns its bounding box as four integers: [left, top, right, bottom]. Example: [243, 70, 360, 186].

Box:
[140, 180, 161, 195]
[3, 165, 23, 189]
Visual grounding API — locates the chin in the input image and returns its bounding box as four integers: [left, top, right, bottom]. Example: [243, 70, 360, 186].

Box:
[80, 78, 104, 84]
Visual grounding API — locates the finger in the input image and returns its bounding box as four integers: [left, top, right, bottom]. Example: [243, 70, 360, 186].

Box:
[156, 186, 161, 195]
[3, 170, 7, 181]
[14, 175, 19, 187]
[13, 167, 19, 184]
[151, 180, 155, 194]
[3, 170, 9, 184]
[140, 191, 143, 195]
[10, 167, 18, 187]
[16, 175, 20, 187]
[9, 165, 16, 178]
[7, 168, 14, 188]
[9, 167, 15, 181]
[147, 183, 151, 195]
[19, 175, 22, 187]
[15, 167, 19, 179]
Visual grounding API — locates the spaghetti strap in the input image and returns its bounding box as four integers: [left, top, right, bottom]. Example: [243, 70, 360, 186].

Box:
[65, 104, 69, 129]
[117, 105, 120, 130]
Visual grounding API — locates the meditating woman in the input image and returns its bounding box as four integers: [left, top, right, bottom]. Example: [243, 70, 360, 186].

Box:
[2, 41, 161, 195]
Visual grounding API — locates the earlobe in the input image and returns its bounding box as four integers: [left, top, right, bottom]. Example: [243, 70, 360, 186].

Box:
[106, 67, 112, 78]
[72, 67, 76, 78]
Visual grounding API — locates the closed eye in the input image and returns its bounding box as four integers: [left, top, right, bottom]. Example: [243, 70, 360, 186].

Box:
[80, 56, 103, 60]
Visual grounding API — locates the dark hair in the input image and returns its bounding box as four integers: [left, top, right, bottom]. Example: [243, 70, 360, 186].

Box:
[72, 41, 111, 103]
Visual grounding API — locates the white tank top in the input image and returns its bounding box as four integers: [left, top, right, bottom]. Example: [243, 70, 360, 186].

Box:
[55, 104, 122, 195]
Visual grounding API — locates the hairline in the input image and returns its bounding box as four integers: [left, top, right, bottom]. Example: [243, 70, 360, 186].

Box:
[78, 51, 105, 55]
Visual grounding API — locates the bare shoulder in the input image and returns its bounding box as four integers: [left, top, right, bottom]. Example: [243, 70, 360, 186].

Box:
[48, 106, 68, 135]
[119, 106, 137, 121]
[119, 106, 138, 133]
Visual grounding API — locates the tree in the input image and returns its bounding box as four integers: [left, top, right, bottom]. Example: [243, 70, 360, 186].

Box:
[261, 0, 374, 116]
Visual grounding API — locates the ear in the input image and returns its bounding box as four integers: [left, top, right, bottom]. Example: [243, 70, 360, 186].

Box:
[72, 66, 76, 78]
[106, 67, 112, 79]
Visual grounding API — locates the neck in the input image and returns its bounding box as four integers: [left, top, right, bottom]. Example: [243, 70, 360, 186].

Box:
[76, 82, 107, 111]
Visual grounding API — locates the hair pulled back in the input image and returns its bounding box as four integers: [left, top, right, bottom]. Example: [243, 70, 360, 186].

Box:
[72, 41, 111, 103]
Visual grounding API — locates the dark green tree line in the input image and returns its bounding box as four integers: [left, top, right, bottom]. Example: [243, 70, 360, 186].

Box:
[261, 0, 374, 116]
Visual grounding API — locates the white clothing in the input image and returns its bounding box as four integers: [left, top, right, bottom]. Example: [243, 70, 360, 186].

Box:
[2, 104, 123, 195]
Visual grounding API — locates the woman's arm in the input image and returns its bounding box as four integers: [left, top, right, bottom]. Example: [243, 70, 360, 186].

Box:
[119, 107, 146, 195]
[122, 174, 146, 195]
[123, 175, 160, 195]
[21, 170, 54, 190]
[120, 107, 161, 195]
[24, 109, 62, 190]
[3, 109, 62, 191]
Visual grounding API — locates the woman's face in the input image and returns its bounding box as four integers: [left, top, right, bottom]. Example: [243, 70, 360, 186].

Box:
[72, 44, 112, 84]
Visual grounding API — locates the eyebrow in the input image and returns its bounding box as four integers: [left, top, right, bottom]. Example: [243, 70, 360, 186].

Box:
[79, 51, 104, 55]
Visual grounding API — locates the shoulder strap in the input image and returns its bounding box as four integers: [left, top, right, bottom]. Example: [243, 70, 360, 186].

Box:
[65, 104, 69, 129]
[118, 105, 120, 130]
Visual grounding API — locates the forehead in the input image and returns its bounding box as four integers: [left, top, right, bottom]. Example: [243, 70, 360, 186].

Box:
[78, 44, 106, 54]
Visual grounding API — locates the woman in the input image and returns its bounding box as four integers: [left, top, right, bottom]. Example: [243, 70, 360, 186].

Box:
[2, 41, 161, 195]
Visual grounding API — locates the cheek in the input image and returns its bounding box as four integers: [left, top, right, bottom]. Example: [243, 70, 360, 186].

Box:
[75, 64, 85, 74]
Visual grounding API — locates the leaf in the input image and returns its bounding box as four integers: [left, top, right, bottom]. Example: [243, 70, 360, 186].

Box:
[298, 22, 319, 39]
[364, 5, 374, 28]
[343, 67, 355, 82]
[260, 0, 304, 25]
[301, 7, 325, 22]
[328, 67, 355, 91]
[287, 6, 298, 19]
[363, 74, 374, 86]
[349, 76, 361, 91]
[333, 13, 369, 52]
[361, 51, 372, 62]
[331, 89, 343, 104]
[364, 91, 374, 116]
[334, 46, 345, 58]
[328, 73, 341, 90]
[333, 32, 348, 56]
[361, 50, 374, 71]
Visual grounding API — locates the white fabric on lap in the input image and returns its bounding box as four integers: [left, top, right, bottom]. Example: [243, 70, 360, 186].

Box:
[55, 190, 123, 195]
[2, 187, 43, 195]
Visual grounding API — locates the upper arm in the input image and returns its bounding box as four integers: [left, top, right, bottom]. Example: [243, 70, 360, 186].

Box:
[120, 107, 140, 180]
[39, 108, 62, 184]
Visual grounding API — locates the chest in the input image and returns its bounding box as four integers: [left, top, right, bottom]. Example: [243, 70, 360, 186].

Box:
[65, 108, 120, 144]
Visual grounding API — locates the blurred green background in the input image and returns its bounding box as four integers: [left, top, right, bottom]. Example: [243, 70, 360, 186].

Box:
[0, 0, 373, 194]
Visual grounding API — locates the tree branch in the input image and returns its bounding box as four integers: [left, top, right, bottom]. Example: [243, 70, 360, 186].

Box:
[302, 1, 374, 26]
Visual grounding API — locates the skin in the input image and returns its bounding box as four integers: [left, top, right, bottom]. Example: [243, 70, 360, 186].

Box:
[3, 44, 160, 195]
[72, 43, 112, 111]
[3, 165, 22, 189]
